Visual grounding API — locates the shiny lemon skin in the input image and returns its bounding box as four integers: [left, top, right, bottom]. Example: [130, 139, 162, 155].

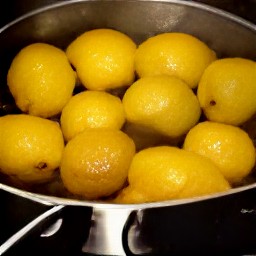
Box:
[183, 121, 256, 183]
[60, 128, 135, 200]
[116, 146, 230, 204]
[0, 114, 64, 183]
[122, 75, 201, 138]
[7, 43, 76, 118]
[60, 91, 125, 141]
[135, 32, 216, 88]
[197, 58, 256, 126]
[66, 28, 136, 91]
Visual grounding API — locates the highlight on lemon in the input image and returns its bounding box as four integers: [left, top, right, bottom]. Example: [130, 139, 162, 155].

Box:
[115, 146, 230, 204]
[197, 57, 256, 126]
[60, 128, 135, 200]
[0, 114, 64, 183]
[60, 90, 125, 141]
[135, 32, 216, 89]
[7, 43, 76, 118]
[183, 121, 256, 184]
[122, 75, 201, 139]
[66, 28, 137, 91]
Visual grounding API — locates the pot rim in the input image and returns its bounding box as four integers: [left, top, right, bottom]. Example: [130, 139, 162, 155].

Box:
[1, 0, 255, 34]
[0, 0, 256, 209]
[1, 180, 256, 210]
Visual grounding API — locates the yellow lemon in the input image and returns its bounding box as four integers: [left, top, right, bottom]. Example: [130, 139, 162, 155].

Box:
[60, 91, 125, 141]
[183, 121, 256, 184]
[7, 43, 76, 118]
[60, 128, 135, 200]
[122, 75, 201, 139]
[66, 28, 136, 91]
[135, 32, 216, 88]
[115, 146, 230, 204]
[0, 114, 64, 183]
[197, 58, 256, 126]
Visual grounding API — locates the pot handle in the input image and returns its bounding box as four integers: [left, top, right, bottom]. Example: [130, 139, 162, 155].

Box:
[0, 204, 64, 255]
[82, 207, 134, 256]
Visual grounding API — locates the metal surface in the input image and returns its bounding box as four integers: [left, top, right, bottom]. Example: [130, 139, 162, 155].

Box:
[0, 0, 256, 255]
[82, 208, 132, 255]
[0, 205, 64, 255]
[1, 1, 256, 26]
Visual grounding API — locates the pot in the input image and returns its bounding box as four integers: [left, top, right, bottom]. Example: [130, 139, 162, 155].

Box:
[0, 0, 256, 255]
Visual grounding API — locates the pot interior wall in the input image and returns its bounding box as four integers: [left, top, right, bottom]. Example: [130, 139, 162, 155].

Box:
[0, 1, 256, 74]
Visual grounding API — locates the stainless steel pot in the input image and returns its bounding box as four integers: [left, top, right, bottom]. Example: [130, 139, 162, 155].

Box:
[0, 1, 256, 255]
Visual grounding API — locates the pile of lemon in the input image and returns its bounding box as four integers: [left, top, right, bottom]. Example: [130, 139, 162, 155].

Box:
[2, 28, 256, 204]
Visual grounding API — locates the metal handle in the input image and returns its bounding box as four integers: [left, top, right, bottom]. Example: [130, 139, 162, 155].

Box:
[0, 205, 64, 255]
[0, 188, 93, 255]
[82, 207, 134, 256]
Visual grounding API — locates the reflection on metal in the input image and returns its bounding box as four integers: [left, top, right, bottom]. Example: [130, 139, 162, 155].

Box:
[0, 205, 64, 255]
[40, 218, 63, 237]
[240, 208, 256, 214]
[82, 208, 132, 255]
[127, 210, 153, 255]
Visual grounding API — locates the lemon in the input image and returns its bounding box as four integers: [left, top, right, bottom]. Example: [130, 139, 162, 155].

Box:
[197, 58, 256, 126]
[60, 91, 125, 141]
[0, 114, 64, 183]
[60, 128, 135, 200]
[115, 146, 230, 204]
[7, 43, 76, 118]
[122, 75, 201, 139]
[183, 121, 256, 184]
[135, 32, 216, 88]
[66, 28, 136, 91]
